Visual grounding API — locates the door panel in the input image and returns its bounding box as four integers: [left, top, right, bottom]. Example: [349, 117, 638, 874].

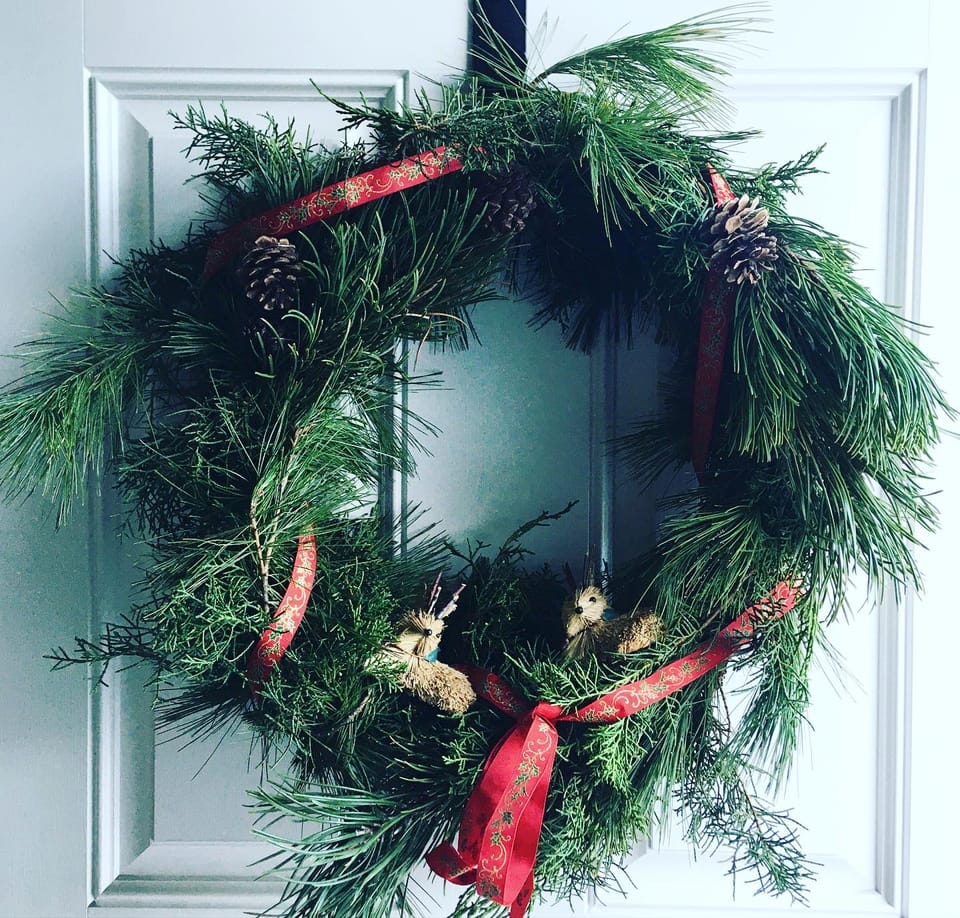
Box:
[82, 1, 931, 913]
[4, 2, 958, 917]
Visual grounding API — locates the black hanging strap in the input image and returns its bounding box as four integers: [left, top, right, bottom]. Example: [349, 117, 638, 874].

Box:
[468, 0, 527, 83]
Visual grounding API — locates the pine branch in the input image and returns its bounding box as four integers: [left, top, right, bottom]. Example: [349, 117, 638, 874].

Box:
[0, 300, 153, 521]
[251, 783, 455, 918]
[171, 103, 359, 226]
[529, 8, 759, 119]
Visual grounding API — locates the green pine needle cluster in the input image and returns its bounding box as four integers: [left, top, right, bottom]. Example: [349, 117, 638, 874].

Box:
[1, 9, 946, 918]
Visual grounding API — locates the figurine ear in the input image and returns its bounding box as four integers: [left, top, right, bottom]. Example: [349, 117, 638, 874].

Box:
[437, 582, 466, 620]
[583, 546, 597, 588]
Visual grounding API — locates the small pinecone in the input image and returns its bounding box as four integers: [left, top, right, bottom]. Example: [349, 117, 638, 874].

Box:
[237, 235, 304, 345]
[706, 194, 779, 284]
[474, 162, 538, 234]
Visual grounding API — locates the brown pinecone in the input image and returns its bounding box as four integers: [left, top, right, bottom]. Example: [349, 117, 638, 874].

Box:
[706, 194, 779, 284]
[237, 234, 303, 314]
[474, 162, 538, 234]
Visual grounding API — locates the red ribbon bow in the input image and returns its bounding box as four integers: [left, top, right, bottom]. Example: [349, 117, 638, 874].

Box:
[426, 581, 799, 916]
[691, 164, 738, 482]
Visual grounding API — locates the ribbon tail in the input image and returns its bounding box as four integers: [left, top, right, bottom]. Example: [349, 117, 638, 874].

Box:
[509, 870, 535, 918]
[425, 842, 477, 886]
[691, 272, 735, 482]
[426, 707, 536, 897]
[426, 699, 562, 916]
[692, 164, 739, 483]
[476, 707, 560, 908]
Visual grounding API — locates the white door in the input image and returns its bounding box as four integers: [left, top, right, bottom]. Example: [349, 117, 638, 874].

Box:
[2, 2, 958, 917]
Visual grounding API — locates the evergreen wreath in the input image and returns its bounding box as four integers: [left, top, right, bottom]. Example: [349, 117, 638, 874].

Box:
[0, 12, 946, 918]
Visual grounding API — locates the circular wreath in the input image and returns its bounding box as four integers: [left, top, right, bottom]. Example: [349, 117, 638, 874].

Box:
[1, 14, 944, 918]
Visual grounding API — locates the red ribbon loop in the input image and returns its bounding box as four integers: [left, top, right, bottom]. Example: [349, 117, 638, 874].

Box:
[201, 146, 464, 282]
[427, 581, 799, 916]
[246, 534, 317, 698]
[691, 164, 738, 483]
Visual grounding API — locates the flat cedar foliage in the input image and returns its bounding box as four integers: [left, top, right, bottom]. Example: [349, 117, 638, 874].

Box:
[0, 11, 945, 918]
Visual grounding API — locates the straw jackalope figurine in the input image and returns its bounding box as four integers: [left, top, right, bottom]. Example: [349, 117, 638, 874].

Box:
[379, 575, 476, 714]
[562, 552, 662, 659]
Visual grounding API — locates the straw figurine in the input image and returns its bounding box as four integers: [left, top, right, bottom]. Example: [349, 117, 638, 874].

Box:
[380, 575, 476, 714]
[562, 553, 662, 659]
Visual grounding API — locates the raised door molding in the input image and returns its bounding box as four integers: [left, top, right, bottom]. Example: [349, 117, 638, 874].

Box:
[85, 66, 407, 907]
[88, 67, 925, 918]
[728, 68, 924, 917]
[604, 67, 925, 918]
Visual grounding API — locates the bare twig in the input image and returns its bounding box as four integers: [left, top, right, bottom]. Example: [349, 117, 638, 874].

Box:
[249, 496, 271, 618]
[250, 424, 308, 616]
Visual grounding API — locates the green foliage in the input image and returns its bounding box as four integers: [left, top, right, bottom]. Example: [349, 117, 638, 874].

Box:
[679, 696, 818, 901]
[251, 784, 452, 918]
[0, 11, 946, 918]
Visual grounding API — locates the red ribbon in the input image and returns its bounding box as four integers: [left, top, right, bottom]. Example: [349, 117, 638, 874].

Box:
[426, 580, 799, 916]
[246, 534, 317, 698]
[201, 146, 464, 282]
[691, 164, 738, 482]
